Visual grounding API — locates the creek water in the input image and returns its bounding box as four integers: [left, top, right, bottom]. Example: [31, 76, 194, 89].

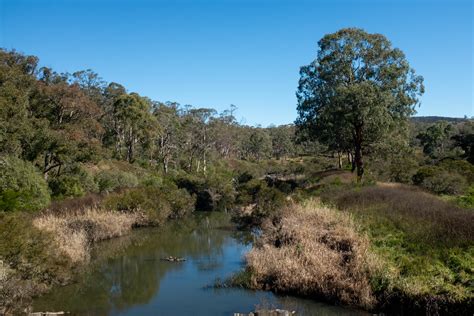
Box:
[33, 212, 367, 315]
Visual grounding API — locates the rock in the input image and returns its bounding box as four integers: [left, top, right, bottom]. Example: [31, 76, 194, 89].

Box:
[161, 256, 186, 262]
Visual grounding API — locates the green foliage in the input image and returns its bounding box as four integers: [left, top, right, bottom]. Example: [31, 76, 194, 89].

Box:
[48, 166, 98, 199]
[0, 212, 72, 283]
[139, 174, 163, 187]
[457, 186, 474, 208]
[0, 156, 50, 212]
[112, 93, 158, 162]
[451, 129, 474, 164]
[161, 181, 197, 219]
[268, 125, 295, 159]
[296, 28, 424, 178]
[241, 128, 272, 161]
[323, 184, 474, 304]
[235, 179, 288, 227]
[103, 185, 195, 225]
[413, 166, 468, 195]
[416, 121, 454, 159]
[438, 159, 474, 183]
[0, 50, 39, 157]
[176, 169, 236, 212]
[95, 169, 139, 193]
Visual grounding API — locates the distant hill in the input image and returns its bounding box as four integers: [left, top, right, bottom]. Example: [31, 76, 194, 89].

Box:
[410, 116, 471, 124]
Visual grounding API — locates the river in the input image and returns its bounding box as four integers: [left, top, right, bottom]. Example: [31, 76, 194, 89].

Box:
[33, 212, 367, 315]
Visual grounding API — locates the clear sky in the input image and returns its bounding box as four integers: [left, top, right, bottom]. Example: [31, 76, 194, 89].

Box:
[1, 0, 472, 126]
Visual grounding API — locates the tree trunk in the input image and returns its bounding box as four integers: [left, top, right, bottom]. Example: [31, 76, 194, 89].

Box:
[349, 152, 356, 172]
[337, 151, 342, 169]
[354, 127, 364, 180]
[163, 157, 169, 174]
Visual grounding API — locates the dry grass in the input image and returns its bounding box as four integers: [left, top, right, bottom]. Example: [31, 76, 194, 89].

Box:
[246, 199, 378, 309]
[33, 208, 140, 263]
[47, 193, 104, 215]
[318, 183, 474, 313]
[326, 184, 474, 247]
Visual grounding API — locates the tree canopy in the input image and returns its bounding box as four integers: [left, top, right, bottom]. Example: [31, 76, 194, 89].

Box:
[296, 28, 424, 178]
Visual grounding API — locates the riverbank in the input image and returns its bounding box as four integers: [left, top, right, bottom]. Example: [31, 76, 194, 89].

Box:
[1, 160, 472, 315]
[31, 212, 361, 315]
[0, 158, 299, 315]
[0, 183, 196, 315]
[237, 183, 474, 315]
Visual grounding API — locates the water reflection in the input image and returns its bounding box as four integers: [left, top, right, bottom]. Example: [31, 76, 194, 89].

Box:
[33, 212, 366, 316]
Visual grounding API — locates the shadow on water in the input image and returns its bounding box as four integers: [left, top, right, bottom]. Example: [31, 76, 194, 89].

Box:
[32, 212, 367, 316]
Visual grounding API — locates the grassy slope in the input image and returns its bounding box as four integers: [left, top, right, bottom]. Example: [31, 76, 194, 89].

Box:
[238, 166, 473, 314]
[320, 182, 473, 313]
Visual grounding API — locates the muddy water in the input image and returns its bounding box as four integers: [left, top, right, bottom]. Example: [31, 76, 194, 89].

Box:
[33, 212, 367, 315]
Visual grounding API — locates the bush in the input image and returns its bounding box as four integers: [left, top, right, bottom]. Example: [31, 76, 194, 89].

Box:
[48, 166, 98, 199]
[139, 174, 163, 187]
[176, 170, 236, 212]
[438, 159, 474, 183]
[0, 212, 73, 313]
[413, 166, 468, 195]
[161, 181, 196, 218]
[95, 169, 139, 193]
[103, 185, 195, 225]
[235, 179, 288, 227]
[457, 186, 474, 208]
[0, 156, 50, 212]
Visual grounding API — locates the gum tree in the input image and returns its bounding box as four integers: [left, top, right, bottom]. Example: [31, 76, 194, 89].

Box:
[296, 28, 424, 179]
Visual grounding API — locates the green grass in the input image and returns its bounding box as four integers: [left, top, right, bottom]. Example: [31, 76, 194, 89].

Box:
[321, 184, 474, 308]
[356, 207, 472, 301]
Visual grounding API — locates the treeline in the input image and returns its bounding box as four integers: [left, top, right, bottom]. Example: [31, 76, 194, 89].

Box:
[0, 49, 306, 170]
[0, 49, 322, 210]
[1, 47, 473, 212]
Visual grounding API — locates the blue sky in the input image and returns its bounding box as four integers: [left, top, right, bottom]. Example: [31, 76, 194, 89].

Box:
[1, 0, 472, 126]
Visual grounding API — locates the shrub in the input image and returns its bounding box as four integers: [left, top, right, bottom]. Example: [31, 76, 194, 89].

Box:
[160, 181, 196, 219]
[235, 179, 288, 227]
[95, 169, 139, 193]
[0, 212, 72, 313]
[103, 185, 195, 225]
[457, 186, 474, 208]
[176, 171, 236, 212]
[139, 174, 163, 187]
[413, 166, 468, 195]
[438, 159, 474, 183]
[48, 166, 98, 199]
[0, 156, 50, 212]
[387, 155, 418, 184]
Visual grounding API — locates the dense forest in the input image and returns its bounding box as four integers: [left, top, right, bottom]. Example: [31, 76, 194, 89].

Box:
[0, 28, 473, 315]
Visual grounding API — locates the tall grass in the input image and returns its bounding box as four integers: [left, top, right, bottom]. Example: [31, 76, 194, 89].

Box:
[246, 199, 378, 309]
[321, 183, 474, 312]
[324, 183, 474, 247]
[33, 209, 140, 263]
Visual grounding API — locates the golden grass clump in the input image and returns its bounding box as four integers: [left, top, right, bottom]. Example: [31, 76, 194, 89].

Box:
[33, 208, 139, 263]
[246, 199, 377, 309]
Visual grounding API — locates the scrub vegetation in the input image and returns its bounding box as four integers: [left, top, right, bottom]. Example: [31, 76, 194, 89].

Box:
[0, 28, 473, 315]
